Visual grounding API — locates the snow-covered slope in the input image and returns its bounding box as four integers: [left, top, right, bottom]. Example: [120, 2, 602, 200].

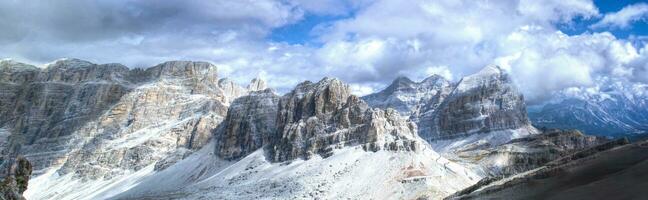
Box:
[23, 74, 482, 200]
[116, 141, 479, 200]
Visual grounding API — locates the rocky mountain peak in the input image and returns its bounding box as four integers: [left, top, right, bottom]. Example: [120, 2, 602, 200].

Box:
[267, 77, 419, 162]
[419, 64, 531, 141]
[147, 61, 218, 81]
[247, 77, 267, 91]
[32, 59, 131, 83]
[45, 58, 95, 69]
[419, 74, 450, 89]
[281, 77, 351, 120]
[0, 59, 38, 71]
[217, 78, 247, 103]
[216, 89, 280, 160]
[363, 74, 452, 116]
[454, 64, 507, 93]
[392, 76, 415, 86]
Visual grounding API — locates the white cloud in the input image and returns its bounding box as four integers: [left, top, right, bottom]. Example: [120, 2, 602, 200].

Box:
[2, 0, 647, 104]
[349, 84, 375, 96]
[591, 3, 648, 29]
[305, 0, 609, 102]
[425, 66, 453, 81]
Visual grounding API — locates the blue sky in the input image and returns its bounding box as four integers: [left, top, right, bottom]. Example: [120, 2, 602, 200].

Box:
[1, 0, 648, 103]
[271, 0, 648, 45]
[559, 0, 648, 39]
[269, 14, 349, 45]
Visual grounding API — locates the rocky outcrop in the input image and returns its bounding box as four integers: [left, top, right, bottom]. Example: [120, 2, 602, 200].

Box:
[454, 129, 608, 177]
[363, 75, 452, 117]
[218, 78, 248, 104]
[268, 78, 420, 162]
[448, 138, 645, 200]
[0, 156, 32, 200]
[419, 65, 531, 141]
[0, 59, 246, 180]
[247, 78, 267, 91]
[216, 89, 279, 160]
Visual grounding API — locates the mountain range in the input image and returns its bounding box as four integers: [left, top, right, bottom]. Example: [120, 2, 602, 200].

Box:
[528, 78, 648, 138]
[0, 58, 645, 200]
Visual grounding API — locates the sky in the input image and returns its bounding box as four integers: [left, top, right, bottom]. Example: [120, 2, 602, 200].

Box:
[1, 0, 647, 104]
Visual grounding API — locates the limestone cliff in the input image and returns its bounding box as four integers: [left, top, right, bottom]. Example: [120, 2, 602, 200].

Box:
[216, 89, 279, 160]
[0, 59, 245, 179]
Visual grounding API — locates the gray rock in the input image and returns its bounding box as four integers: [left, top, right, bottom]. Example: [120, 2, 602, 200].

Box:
[457, 129, 608, 177]
[419, 65, 531, 141]
[0, 59, 244, 180]
[216, 89, 279, 160]
[268, 78, 420, 162]
[247, 78, 267, 91]
[0, 156, 32, 200]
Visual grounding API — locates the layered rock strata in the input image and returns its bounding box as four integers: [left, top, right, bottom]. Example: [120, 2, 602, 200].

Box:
[0, 59, 248, 179]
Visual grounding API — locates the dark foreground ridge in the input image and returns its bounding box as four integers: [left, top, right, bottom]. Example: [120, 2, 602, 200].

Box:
[447, 138, 648, 200]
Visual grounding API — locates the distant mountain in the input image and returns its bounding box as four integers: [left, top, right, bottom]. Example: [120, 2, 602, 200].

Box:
[362, 75, 451, 116]
[365, 65, 536, 143]
[417, 65, 532, 141]
[363, 65, 605, 178]
[529, 78, 648, 137]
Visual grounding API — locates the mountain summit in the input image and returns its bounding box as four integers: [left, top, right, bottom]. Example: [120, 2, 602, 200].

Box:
[363, 74, 452, 116]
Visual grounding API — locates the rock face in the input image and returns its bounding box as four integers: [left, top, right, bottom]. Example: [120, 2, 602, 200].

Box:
[247, 78, 267, 91]
[419, 65, 531, 141]
[215, 77, 421, 162]
[268, 78, 420, 162]
[0, 156, 32, 200]
[216, 89, 280, 160]
[0, 59, 134, 173]
[363, 75, 452, 117]
[0, 59, 246, 179]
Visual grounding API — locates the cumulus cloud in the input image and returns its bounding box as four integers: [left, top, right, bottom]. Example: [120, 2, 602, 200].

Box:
[0, 0, 646, 103]
[0, 0, 303, 63]
[590, 3, 648, 29]
[307, 0, 608, 102]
